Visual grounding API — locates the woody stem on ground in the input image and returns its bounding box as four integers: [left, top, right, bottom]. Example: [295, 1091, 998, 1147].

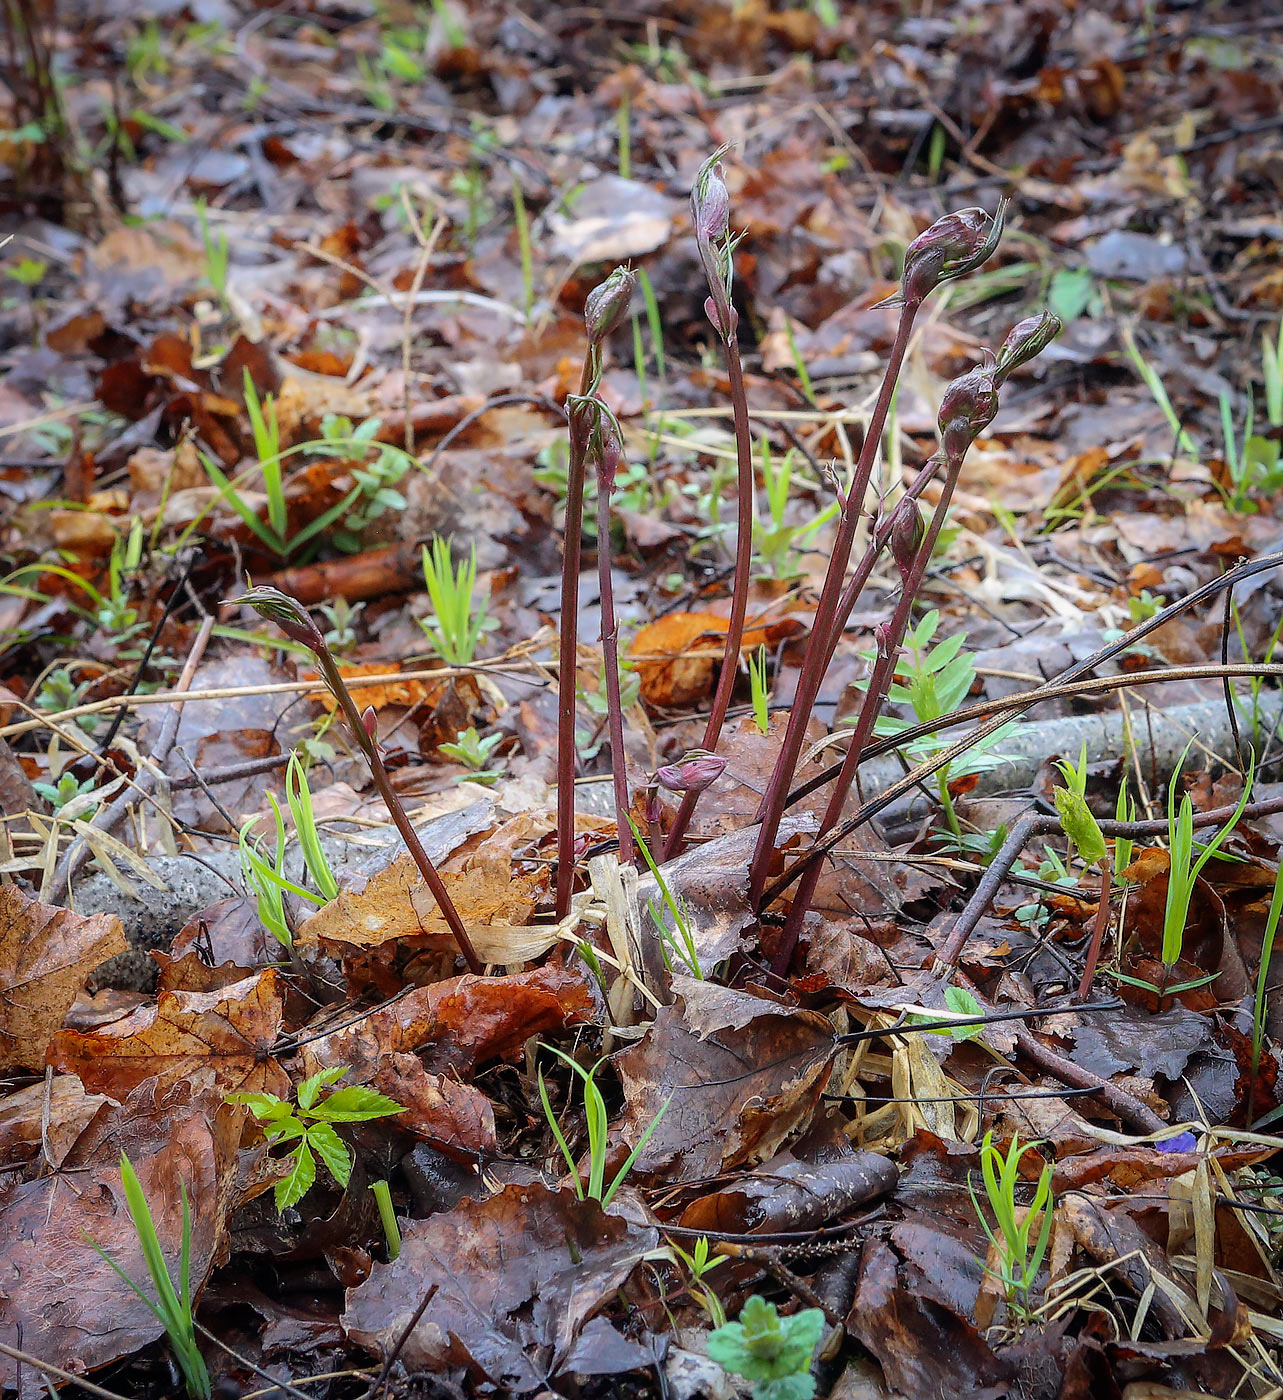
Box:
[230, 585, 483, 974]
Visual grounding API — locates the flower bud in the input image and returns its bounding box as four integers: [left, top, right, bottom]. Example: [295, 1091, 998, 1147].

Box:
[938, 352, 999, 459]
[226, 585, 325, 653]
[995, 310, 1061, 382]
[889, 497, 926, 579]
[654, 749, 727, 794]
[872, 622, 896, 664]
[691, 149, 731, 244]
[893, 200, 1007, 306]
[704, 293, 738, 339]
[362, 705, 379, 742]
[584, 266, 637, 346]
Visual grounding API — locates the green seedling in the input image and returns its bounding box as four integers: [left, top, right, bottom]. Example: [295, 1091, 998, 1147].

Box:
[748, 643, 770, 734]
[1219, 320, 1283, 512]
[706, 1295, 826, 1400]
[239, 794, 297, 947]
[1123, 326, 1198, 460]
[628, 816, 703, 979]
[196, 197, 228, 307]
[1251, 861, 1283, 1120]
[1114, 777, 1136, 882]
[538, 1045, 670, 1207]
[439, 725, 507, 785]
[33, 770, 100, 816]
[88, 1154, 210, 1398]
[285, 752, 339, 901]
[419, 536, 496, 664]
[969, 1131, 1054, 1322]
[34, 666, 100, 733]
[315, 412, 409, 553]
[1232, 600, 1283, 747]
[370, 1180, 402, 1261]
[318, 596, 363, 653]
[752, 440, 838, 579]
[5, 256, 47, 286]
[856, 611, 1020, 840]
[227, 1068, 404, 1212]
[667, 1233, 727, 1326]
[512, 176, 534, 315]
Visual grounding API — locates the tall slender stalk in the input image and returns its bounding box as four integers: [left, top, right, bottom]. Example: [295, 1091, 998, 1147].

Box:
[231, 585, 483, 974]
[556, 268, 636, 917]
[662, 153, 755, 860]
[746, 204, 1010, 907]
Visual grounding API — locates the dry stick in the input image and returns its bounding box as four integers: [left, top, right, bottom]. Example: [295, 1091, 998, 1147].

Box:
[748, 305, 921, 904]
[1078, 849, 1113, 1001]
[767, 659, 1283, 912]
[234, 588, 482, 973]
[596, 427, 632, 865]
[0, 1339, 131, 1400]
[47, 615, 213, 906]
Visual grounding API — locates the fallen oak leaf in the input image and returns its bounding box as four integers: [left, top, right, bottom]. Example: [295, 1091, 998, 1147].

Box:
[628, 611, 803, 707]
[0, 882, 126, 1072]
[46, 968, 290, 1100]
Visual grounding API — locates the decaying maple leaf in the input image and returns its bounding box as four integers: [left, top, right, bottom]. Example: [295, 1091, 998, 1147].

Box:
[0, 881, 126, 1072]
[46, 967, 290, 1100]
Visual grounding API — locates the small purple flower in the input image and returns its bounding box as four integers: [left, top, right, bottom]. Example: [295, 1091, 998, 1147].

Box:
[654, 749, 728, 794]
[691, 150, 731, 244]
[1154, 1131, 1198, 1154]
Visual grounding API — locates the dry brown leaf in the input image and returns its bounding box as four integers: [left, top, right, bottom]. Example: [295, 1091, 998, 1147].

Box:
[46, 968, 290, 1100]
[629, 611, 803, 707]
[0, 882, 126, 1072]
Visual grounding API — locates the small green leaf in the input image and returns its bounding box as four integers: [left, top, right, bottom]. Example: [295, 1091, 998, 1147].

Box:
[1049, 266, 1093, 322]
[306, 1084, 405, 1123]
[275, 1138, 316, 1212]
[226, 1092, 291, 1121]
[1053, 787, 1106, 866]
[296, 1065, 348, 1111]
[306, 1121, 353, 1188]
[943, 984, 985, 1041]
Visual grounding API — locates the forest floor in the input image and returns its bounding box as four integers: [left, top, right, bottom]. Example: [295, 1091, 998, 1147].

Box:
[3, 2, 1283, 1398]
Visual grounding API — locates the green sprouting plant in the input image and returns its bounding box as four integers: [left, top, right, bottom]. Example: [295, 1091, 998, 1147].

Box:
[748, 644, 770, 734]
[419, 536, 497, 664]
[628, 816, 702, 979]
[448, 164, 493, 247]
[1251, 861, 1283, 1118]
[752, 441, 838, 579]
[370, 1180, 402, 1261]
[439, 726, 507, 785]
[855, 611, 1020, 840]
[314, 413, 409, 553]
[578, 657, 641, 759]
[1053, 742, 1106, 867]
[239, 755, 339, 945]
[195, 197, 228, 307]
[969, 1131, 1054, 1322]
[668, 1234, 727, 1327]
[1114, 777, 1136, 882]
[1232, 602, 1283, 747]
[784, 318, 815, 406]
[5, 256, 47, 286]
[35, 667, 100, 733]
[318, 596, 363, 653]
[512, 176, 534, 315]
[1220, 321, 1283, 512]
[1124, 326, 1198, 460]
[536, 439, 650, 539]
[33, 769, 100, 815]
[537, 1046, 670, 1208]
[88, 1154, 211, 1399]
[706, 1295, 826, 1400]
[1013, 845, 1078, 929]
[227, 1068, 404, 1212]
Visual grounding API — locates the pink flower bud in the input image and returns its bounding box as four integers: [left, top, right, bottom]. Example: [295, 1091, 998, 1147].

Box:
[362, 705, 378, 741]
[938, 353, 999, 458]
[226, 585, 326, 653]
[584, 266, 637, 345]
[704, 293, 738, 338]
[654, 749, 727, 794]
[872, 622, 896, 664]
[691, 150, 731, 244]
[995, 310, 1062, 382]
[894, 201, 1007, 306]
[889, 497, 926, 579]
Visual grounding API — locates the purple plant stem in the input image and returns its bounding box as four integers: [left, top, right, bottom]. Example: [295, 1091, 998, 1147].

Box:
[555, 377, 593, 920]
[770, 456, 962, 976]
[747, 302, 921, 905]
[661, 337, 756, 861]
[597, 453, 633, 865]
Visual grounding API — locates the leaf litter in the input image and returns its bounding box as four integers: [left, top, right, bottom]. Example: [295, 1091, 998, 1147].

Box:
[0, 2, 1282, 1398]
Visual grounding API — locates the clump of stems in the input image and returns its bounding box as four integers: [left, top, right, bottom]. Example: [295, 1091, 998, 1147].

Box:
[230, 585, 482, 973]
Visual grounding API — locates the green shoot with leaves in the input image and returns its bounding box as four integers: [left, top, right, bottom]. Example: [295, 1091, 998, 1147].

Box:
[419, 536, 496, 664]
[667, 1234, 726, 1326]
[228, 1067, 404, 1212]
[969, 1130, 1054, 1321]
[628, 815, 703, 979]
[748, 643, 770, 734]
[439, 725, 507, 784]
[370, 1180, 402, 1261]
[88, 1154, 211, 1398]
[538, 1045, 670, 1208]
[706, 1295, 826, 1400]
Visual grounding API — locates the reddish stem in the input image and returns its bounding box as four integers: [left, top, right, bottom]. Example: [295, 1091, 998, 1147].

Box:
[748, 303, 921, 904]
[662, 335, 756, 860]
[1076, 853, 1113, 1000]
[597, 458, 632, 865]
[770, 455, 962, 975]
